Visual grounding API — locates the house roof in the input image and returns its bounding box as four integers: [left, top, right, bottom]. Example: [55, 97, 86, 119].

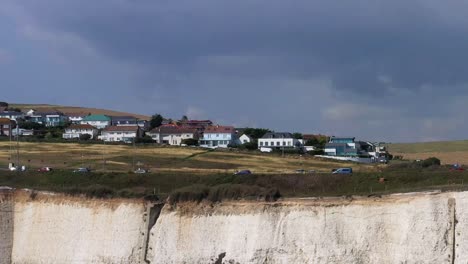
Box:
[0, 111, 23, 116]
[82, 114, 111, 122]
[204, 126, 235, 134]
[261, 132, 293, 139]
[67, 124, 96, 130]
[65, 112, 89, 117]
[150, 126, 197, 134]
[103, 126, 139, 132]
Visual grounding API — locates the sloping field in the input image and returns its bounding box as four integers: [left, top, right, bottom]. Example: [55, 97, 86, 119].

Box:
[0, 142, 374, 174]
[388, 140, 468, 165]
[10, 103, 150, 120]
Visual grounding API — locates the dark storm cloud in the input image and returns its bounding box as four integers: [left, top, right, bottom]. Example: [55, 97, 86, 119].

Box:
[3, 0, 468, 141]
[14, 0, 468, 94]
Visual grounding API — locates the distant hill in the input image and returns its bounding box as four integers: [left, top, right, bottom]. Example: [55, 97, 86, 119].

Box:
[387, 140, 468, 165]
[10, 103, 150, 120]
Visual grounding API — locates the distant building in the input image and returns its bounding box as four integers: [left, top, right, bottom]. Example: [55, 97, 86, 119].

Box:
[179, 120, 213, 132]
[147, 126, 199, 145]
[81, 115, 111, 129]
[111, 116, 149, 131]
[0, 118, 16, 136]
[99, 126, 143, 143]
[0, 111, 25, 121]
[26, 109, 67, 127]
[199, 125, 237, 148]
[258, 132, 303, 149]
[66, 113, 90, 124]
[62, 124, 98, 140]
[239, 134, 252, 144]
[324, 137, 376, 157]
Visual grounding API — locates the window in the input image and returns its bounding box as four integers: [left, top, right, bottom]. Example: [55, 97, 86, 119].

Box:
[265, 142, 268, 146]
[288, 141, 291, 146]
[283, 141, 286, 146]
[276, 142, 280, 146]
[260, 142, 263, 146]
[271, 142, 274, 146]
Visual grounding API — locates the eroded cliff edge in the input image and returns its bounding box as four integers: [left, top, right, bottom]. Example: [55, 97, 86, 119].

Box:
[2, 188, 468, 263]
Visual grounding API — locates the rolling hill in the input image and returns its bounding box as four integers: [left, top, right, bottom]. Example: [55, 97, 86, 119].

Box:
[10, 103, 151, 120]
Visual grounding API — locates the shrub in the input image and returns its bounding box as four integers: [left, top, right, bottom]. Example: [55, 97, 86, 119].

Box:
[79, 134, 92, 141]
[84, 185, 115, 198]
[422, 157, 441, 168]
[182, 138, 199, 146]
[168, 184, 210, 205]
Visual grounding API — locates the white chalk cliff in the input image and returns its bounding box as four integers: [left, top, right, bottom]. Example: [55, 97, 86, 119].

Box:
[1, 189, 467, 263]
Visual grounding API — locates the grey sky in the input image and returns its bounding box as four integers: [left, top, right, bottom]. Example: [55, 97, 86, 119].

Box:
[1, 0, 468, 142]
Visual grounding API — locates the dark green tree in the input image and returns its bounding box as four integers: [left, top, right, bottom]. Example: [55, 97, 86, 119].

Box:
[242, 128, 271, 139]
[182, 138, 199, 146]
[292, 133, 303, 139]
[150, 114, 164, 129]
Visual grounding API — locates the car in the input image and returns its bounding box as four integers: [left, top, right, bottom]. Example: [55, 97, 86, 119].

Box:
[332, 168, 353, 174]
[295, 169, 306, 174]
[37, 167, 53, 172]
[134, 168, 149, 174]
[73, 167, 91, 173]
[450, 164, 465, 172]
[234, 170, 252, 175]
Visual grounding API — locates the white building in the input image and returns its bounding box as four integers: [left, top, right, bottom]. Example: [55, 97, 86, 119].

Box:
[0, 111, 25, 121]
[66, 113, 89, 124]
[239, 134, 252, 144]
[258, 132, 303, 149]
[99, 126, 142, 143]
[199, 125, 237, 148]
[62, 124, 98, 139]
[147, 126, 199, 145]
[80, 114, 112, 129]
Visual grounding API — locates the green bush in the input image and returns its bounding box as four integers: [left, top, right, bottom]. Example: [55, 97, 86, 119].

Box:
[422, 157, 441, 168]
[182, 138, 199, 146]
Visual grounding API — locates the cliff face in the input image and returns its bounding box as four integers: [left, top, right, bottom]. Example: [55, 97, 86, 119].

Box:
[1, 189, 467, 263]
[147, 192, 456, 264]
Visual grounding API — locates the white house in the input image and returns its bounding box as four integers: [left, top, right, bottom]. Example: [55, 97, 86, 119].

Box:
[258, 132, 303, 150]
[81, 114, 111, 129]
[147, 126, 199, 145]
[239, 134, 252, 144]
[199, 125, 237, 148]
[62, 124, 98, 139]
[66, 113, 89, 124]
[99, 126, 142, 143]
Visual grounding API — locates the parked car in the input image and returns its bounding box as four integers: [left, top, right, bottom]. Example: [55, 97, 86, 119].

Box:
[450, 164, 465, 171]
[134, 168, 149, 174]
[295, 169, 306, 174]
[73, 167, 91, 173]
[332, 168, 353, 174]
[37, 167, 53, 172]
[234, 170, 252, 175]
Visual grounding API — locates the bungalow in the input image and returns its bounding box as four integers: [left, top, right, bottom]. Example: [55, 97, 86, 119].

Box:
[258, 132, 303, 149]
[0, 118, 16, 136]
[147, 126, 199, 145]
[0, 111, 25, 121]
[199, 125, 237, 148]
[81, 114, 111, 129]
[62, 124, 98, 140]
[99, 126, 143, 143]
[66, 112, 90, 124]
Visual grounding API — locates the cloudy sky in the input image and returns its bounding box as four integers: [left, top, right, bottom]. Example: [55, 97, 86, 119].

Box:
[1, 1, 468, 142]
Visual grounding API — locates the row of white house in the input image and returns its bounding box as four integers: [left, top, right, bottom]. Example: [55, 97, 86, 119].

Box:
[62, 123, 311, 152]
